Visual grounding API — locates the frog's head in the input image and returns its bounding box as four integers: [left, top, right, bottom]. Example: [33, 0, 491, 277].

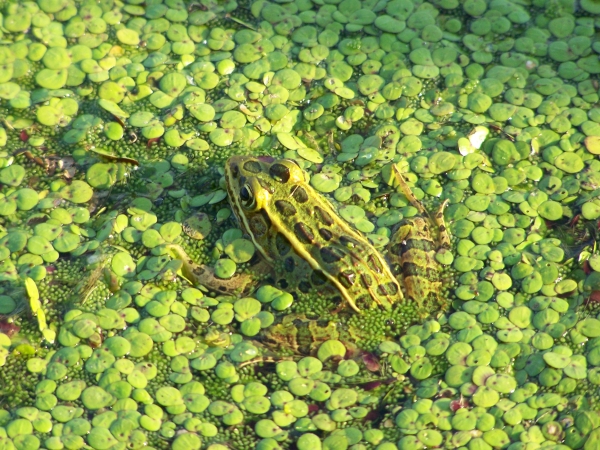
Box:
[225, 156, 310, 261]
[225, 156, 306, 213]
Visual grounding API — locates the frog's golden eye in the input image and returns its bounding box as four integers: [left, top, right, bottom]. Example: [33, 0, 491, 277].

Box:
[286, 158, 301, 169]
[240, 184, 256, 210]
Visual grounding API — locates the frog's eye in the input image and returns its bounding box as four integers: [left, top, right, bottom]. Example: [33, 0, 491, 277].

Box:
[240, 184, 256, 209]
[286, 158, 301, 169]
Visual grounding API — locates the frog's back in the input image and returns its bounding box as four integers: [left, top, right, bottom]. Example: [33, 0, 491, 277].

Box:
[225, 156, 403, 312]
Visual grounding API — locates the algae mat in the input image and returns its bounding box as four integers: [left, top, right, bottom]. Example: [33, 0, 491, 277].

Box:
[1, 0, 600, 449]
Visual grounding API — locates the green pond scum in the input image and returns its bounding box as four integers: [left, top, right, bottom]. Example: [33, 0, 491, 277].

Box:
[1, 0, 600, 448]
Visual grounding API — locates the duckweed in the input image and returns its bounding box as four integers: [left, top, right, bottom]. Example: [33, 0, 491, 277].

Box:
[0, 0, 600, 448]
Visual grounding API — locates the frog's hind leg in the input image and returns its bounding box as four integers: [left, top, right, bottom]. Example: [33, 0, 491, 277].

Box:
[390, 164, 451, 317]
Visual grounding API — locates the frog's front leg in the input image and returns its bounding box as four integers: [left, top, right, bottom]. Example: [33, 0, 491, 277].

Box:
[165, 244, 267, 295]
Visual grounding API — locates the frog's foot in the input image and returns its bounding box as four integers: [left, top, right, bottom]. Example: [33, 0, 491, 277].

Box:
[165, 244, 268, 295]
[392, 164, 451, 251]
[391, 163, 427, 216]
[433, 199, 451, 250]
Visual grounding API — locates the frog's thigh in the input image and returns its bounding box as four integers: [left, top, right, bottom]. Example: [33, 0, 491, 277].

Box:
[387, 222, 412, 267]
[402, 246, 440, 306]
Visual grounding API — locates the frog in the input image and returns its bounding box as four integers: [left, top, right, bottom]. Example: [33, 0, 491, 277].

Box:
[167, 155, 451, 318]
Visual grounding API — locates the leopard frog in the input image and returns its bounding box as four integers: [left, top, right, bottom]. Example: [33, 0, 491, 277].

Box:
[170, 156, 450, 316]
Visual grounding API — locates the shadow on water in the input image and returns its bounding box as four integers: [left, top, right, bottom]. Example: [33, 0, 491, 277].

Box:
[551, 217, 597, 261]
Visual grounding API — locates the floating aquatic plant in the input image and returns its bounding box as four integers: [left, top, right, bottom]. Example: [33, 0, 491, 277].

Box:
[1, 0, 600, 448]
